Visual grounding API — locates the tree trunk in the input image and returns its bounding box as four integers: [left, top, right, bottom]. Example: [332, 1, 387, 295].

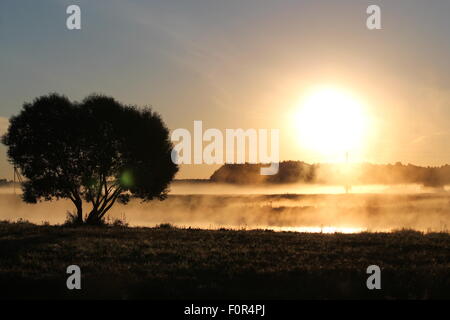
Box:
[75, 200, 83, 224]
[86, 209, 98, 225]
[86, 189, 122, 225]
[86, 208, 106, 225]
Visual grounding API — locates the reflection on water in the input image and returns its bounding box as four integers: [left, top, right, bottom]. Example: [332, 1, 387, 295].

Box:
[183, 225, 367, 234]
[0, 182, 449, 233]
[171, 182, 450, 195]
[272, 226, 366, 233]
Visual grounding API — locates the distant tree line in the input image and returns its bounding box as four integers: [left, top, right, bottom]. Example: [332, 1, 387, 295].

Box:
[0, 179, 13, 187]
[210, 161, 315, 184]
[210, 161, 450, 187]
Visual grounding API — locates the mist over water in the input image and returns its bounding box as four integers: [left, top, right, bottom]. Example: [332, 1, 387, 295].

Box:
[170, 182, 449, 195]
[1, 182, 449, 233]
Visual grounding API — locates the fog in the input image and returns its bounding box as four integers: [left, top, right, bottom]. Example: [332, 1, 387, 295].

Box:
[1, 182, 449, 233]
[171, 182, 449, 195]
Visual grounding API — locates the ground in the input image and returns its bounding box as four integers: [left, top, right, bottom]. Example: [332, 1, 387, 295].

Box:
[0, 221, 449, 299]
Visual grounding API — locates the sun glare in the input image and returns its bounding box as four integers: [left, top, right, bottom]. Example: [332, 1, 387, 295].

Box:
[295, 87, 369, 159]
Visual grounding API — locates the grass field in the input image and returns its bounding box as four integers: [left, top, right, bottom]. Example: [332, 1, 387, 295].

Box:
[0, 221, 449, 299]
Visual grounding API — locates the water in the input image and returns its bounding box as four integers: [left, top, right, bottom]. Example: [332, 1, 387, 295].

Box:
[1, 182, 449, 233]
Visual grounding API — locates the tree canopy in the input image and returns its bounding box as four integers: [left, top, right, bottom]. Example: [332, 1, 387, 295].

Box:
[2, 94, 178, 224]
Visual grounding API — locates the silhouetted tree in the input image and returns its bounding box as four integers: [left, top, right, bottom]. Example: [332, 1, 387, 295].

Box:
[2, 94, 178, 225]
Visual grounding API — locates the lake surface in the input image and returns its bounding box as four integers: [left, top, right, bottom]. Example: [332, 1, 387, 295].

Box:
[1, 182, 449, 233]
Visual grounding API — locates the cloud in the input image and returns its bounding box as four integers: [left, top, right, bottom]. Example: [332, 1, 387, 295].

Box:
[411, 131, 450, 145]
[0, 117, 10, 137]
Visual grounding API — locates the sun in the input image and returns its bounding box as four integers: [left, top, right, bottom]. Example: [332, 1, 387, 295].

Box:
[294, 87, 369, 158]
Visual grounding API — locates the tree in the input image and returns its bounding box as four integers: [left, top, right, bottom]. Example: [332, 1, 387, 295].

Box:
[2, 94, 178, 224]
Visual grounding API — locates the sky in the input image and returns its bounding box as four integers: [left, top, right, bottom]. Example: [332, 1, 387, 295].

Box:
[1, 0, 450, 179]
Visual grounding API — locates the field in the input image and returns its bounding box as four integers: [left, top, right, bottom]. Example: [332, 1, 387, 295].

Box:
[0, 221, 449, 299]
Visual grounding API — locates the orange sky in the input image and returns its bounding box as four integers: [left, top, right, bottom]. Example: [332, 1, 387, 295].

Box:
[1, 1, 450, 179]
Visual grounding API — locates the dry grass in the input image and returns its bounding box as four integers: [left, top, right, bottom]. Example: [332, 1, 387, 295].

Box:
[0, 221, 449, 299]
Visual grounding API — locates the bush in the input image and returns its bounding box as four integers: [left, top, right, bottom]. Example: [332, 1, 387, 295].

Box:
[157, 223, 176, 229]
